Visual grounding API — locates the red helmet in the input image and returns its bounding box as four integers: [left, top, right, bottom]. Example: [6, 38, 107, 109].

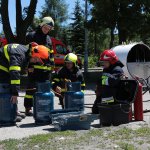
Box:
[0, 37, 7, 47]
[100, 49, 118, 65]
[30, 42, 38, 47]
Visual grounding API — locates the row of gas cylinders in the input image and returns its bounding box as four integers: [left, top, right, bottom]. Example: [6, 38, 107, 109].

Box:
[0, 82, 84, 125]
[34, 82, 84, 124]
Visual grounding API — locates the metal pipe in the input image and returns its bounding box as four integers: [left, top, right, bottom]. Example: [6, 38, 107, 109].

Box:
[84, 0, 88, 73]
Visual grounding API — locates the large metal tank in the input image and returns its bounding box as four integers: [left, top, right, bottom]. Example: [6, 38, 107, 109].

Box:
[112, 43, 150, 81]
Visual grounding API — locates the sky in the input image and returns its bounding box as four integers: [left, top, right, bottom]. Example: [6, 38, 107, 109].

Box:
[0, 0, 84, 32]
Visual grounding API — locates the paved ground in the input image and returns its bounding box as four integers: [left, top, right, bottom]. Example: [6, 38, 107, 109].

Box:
[0, 83, 150, 141]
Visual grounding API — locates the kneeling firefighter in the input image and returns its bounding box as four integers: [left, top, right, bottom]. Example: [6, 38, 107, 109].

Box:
[52, 53, 85, 108]
[92, 49, 125, 114]
[0, 44, 51, 121]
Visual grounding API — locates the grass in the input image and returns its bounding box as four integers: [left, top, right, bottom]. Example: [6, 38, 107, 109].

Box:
[0, 127, 150, 150]
[107, 127, 133, 140]
[138, 140, 144, 145]
[134, 127, 150, 136]
[116, 142, 135, 150]
[0, 131, 77, 150]
[86, 129, 103, 136]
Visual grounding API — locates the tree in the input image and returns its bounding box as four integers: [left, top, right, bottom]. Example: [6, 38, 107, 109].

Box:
[40, 0, 68, 38]
[87, 18, 102, 54]
[70, 0, 85, 54]
[62, 25, 73, 48]
[59, 27, 69, 46]
[89, 0, 146, 45]
[0, 0, 2, 24]
[137, 0, 150, 45]
[27, 17, 41, 32]
[1, 0, 37, 44]
[116, 0, 144, 44]
[89, 0, 117, 47]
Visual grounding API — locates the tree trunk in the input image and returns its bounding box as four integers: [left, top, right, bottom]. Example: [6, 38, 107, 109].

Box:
[16, 0, 37, 44]
[117, 3, 128, 45]
[94, 28, 97, 54]
[1, 0, 15, 43]
[118, 28, 127, 44]
[16, 0, 24, 44]
[1, 0, 37, 44]
[109, 27, 114, 48]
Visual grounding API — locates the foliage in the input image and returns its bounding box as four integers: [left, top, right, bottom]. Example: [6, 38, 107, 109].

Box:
[88, 54, 99, 68]
[88, 28, 111, 54]
[40, 0, 68, 38]
[69, 0, 85, 54]
[27, 17, 41, 32]
[89, 0, 150, 46]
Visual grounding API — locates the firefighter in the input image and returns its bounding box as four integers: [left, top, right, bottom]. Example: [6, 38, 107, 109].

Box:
[52, 53, 85, 108]
[26, 16, 54, 48]
[25, 16, 55, 115]
[0, 43, 51, 121]
[92, 49, 125, 114]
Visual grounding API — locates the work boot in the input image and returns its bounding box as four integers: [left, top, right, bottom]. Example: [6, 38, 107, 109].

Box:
[25, 108, 33, 116]
[15, 116, 22, 122]
[17, 112, 26, 119]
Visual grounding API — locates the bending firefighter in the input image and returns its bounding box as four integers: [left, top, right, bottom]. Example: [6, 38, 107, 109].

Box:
[92, 49, 125, 114]
[52, 53, 85, 108]
[24, 44, 52, 115]
[0, 44, 51, 121]
[25, 16, 55, 115]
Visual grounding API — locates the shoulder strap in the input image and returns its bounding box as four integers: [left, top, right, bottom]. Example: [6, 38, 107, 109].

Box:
[46, 35, 52, 49]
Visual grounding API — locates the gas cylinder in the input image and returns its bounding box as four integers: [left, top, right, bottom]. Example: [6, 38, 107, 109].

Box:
[64, 91, 84, 111]
[66, 82, 81, 92]
[134, 82, 143, 121]
[36, 81, 51, 93]
[64, 82, 84, 111]
[0, 83, 10, 93]
[0, 84, 16, 125]
[33, 82, 54, 125]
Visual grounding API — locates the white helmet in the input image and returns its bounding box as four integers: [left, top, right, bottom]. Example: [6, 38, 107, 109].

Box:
[40, 16, 54, 28]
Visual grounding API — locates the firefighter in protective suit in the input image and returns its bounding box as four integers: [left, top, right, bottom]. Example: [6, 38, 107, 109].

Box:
[25, 16, 55, 115]
[26, 16, 54, 49]
[92, 50, 125, 114]
[0, 43, 51, 121]
[52, 53, 85, 108]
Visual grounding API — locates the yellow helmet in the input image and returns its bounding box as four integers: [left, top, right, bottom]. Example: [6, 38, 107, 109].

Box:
[40, 16, 54, 28]
[64, 53, 78, 66]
